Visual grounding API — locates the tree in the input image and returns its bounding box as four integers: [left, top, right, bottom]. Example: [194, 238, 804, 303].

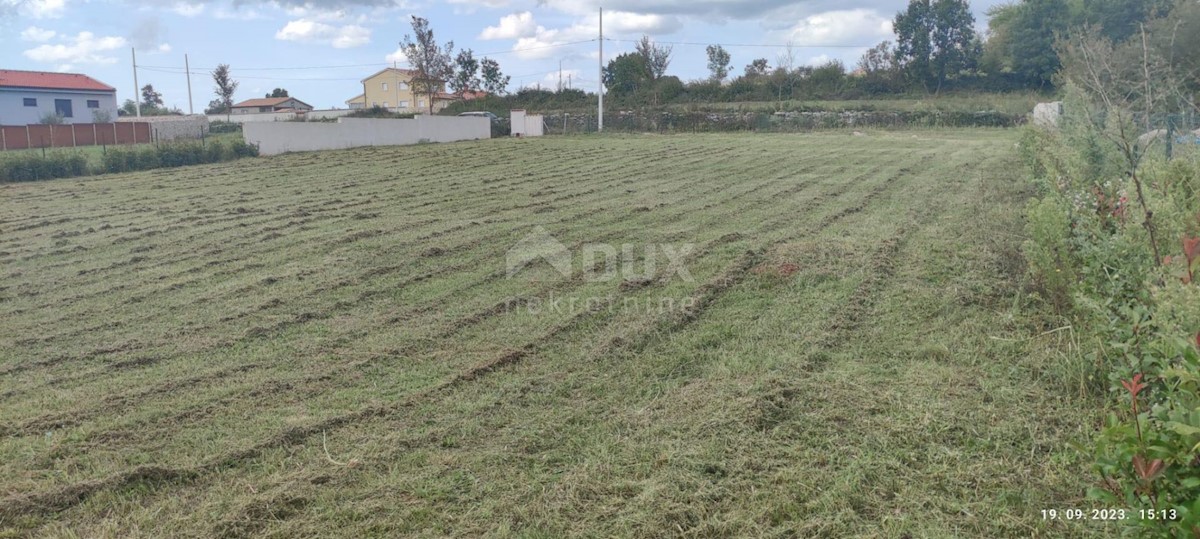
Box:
[141, 84, 163, 109]
[705, 45, 731, 81]
[265, 88, 289, 98]
[635, 35, 672, 80]
[774, 41, 800, 101]
[893, 0, 934, 87]
[745, 58, 770, 78]
[929, 0, 978, 91]
[859, 41, 896, 74]
[400, 15, 455, 114]
[1077, 0, 1174, 43]
[1142, 0, 1200, 95]
[451, 48, 481, 97]
[859, 41, 899, 93]
[979, 3, 1020, 76]
[894, 0, 978, 91]
[212, 64, 238, 121]
[480, 57, 510, 95]
[604, 53, 650, 95]
[1004, 0, 1071, 88]
[204, 99, 227, 115]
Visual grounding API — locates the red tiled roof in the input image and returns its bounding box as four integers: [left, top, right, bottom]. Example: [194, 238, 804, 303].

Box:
[0, 69, 115, 92]
[232, 97, 292, 108]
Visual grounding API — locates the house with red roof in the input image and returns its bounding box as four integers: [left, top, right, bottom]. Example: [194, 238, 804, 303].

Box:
[0, 69, 118, 125]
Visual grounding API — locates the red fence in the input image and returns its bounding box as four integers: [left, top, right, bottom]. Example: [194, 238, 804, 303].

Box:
[0, 123, 151, 151]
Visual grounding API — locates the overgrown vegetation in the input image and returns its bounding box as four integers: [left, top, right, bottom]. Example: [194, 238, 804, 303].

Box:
[0, 152, 87, 182]
[344, 106, 417, 119]
[1018, 13, 1200, 535]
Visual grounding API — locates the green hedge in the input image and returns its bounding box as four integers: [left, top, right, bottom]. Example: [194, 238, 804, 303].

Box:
[0, 152, 88, 182]
[1, 140, 258, 182]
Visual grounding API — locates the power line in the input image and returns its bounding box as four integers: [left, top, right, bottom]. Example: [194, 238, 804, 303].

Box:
[603, 38, 872, 49]
[137, 39, 599, 74]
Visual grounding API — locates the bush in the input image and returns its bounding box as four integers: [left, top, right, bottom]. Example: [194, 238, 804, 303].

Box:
[0, 152, 87, 182]
[1020, 100, 1200, 535]
[208, 121, 242, 134]
[347, 106, 415, 119]
[4, 139, 259, 182]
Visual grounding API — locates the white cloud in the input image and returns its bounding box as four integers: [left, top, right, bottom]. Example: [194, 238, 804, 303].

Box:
[479, 11, 536, 40]
[275, 19, 371, 48]
[212, 7, 265, 20]
[172, 2, 204, 17]
[20, 26, 57, 42]
[448, 0, 510, 8]
[482, 10, 678, 60]
[785, 9, 892, 46]
[23, 31, 127, 66]
[384, 47, 408, 65]
[806, 54, 832, 66]
[21, 0, 66, 19]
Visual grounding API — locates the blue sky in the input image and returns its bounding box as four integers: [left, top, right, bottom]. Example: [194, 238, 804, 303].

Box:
[1, 0, 1008, 111]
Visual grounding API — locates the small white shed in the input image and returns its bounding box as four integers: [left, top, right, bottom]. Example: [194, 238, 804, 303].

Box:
[510, 109, 545, 137]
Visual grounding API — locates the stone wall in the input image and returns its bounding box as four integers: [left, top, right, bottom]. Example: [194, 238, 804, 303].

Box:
[118, 115, 209, 141]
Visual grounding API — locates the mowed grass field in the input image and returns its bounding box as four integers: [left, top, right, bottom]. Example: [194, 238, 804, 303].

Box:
[1, 131, 1106, 537]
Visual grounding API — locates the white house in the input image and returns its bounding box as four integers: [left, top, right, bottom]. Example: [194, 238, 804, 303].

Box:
[0, 69, 118, 125]
[230, 97, 314, 115]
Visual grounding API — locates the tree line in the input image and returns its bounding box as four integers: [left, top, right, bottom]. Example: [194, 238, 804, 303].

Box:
[587, 0, 1197, 106]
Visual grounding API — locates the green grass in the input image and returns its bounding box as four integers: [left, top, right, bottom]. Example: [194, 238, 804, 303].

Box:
[0, 132, 242, 167]
[0, 131, 1106, 537]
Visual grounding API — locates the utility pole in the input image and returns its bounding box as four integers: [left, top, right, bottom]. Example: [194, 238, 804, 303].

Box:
[185, 53, 194, 115]
[598, 7, 603, 132]
[132, 48, 141, 117]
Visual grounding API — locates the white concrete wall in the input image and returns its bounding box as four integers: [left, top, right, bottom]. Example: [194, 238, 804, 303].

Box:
[207, 108, 355, 124]
[524, 114, 545, 137]
[117, 115, 209, 141]
[242, 115, 490, 155]
[0, 88, 118, 125]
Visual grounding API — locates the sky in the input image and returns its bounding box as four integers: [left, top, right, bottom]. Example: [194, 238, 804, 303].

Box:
[0, 0, 1009, 111]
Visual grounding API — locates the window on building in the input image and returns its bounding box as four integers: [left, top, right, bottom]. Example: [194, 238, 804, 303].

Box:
[23, 98, 37, 107]
[399, 82, 408, 90]
[382, 82, 388, 91]
[400, 101, 409, 108]
[87, 100, 100, 108]
[383, 102, 389, 108]
[418, 99, 425, 108]
[54, 99, 73, 118]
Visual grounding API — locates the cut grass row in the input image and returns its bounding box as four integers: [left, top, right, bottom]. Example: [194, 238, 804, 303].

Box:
[1, 131, 1103, 537]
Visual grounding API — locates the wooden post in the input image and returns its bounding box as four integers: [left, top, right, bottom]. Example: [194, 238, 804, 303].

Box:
[26, 125, 31, 149]
[93, 123, 97, 146]
[71, 124, 77, 147]
[1, 127, 6, 151]
[113, 122, 117, 145]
